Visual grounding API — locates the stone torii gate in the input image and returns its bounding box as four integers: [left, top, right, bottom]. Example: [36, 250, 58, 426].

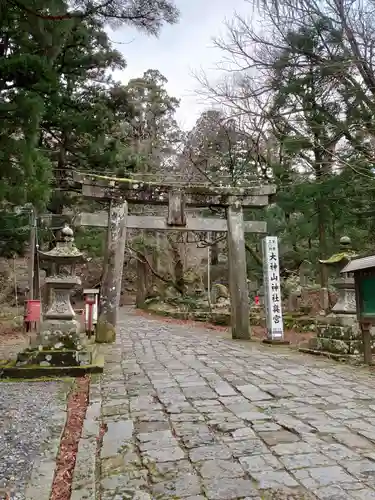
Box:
[72, 172, 276, 341]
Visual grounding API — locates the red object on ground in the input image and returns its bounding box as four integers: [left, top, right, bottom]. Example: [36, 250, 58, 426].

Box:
[254, 296, 260, 305]
[24, 300, 41, 322]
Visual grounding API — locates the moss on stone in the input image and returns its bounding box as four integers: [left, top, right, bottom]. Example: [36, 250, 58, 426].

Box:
[319, 338, 349, 354]
[0, 353, 104, 379]
[319, 251, 358, 265]
[17, 348, 83, 366]
[96, 319, 116, 343]
[0, 362, 103, 379]
[308, 319, 375, 356]
[211, 283, 229, 300]
[282, 315, 317, 333]
[0, 376, 74, 383]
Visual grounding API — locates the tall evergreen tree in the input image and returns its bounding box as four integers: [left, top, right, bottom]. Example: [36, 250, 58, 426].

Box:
[0, 0, 180, 208]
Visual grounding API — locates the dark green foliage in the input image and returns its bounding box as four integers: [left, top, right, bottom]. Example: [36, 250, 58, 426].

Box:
[192, 5, 375, 284]
[74, 227, 106, 257]
[0, 0, 179, 253]
[0, 212, 30, 257]
[0, 0, 179, 212]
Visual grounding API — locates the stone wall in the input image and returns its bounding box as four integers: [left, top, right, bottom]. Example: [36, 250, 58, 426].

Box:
[307, 316, 375, 356]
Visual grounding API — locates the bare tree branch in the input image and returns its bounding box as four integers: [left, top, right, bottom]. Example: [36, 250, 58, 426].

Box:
[126, 244, 184, 294]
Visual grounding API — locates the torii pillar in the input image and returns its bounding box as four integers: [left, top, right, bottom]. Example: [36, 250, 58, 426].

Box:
[227, 203, 250, 340]
[96, 199, 128, 343]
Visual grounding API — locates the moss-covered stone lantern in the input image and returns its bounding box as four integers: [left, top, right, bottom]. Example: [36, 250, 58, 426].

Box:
[319, 236, 358, 314]
[1, 224, 104, 378]
[37, 223, 85, 348]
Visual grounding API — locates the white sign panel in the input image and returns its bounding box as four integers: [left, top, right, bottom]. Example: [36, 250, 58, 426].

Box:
[262, 236, 284, 340]
[85, 301, 98, 325]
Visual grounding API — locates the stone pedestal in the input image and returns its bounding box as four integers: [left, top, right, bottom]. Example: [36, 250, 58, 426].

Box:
[319, 235, 358, 316]
[36, 319, 81, 347]
[309, 236, 359, 356]
[37, 276, 82, 348]
[306, 314, 375, 357]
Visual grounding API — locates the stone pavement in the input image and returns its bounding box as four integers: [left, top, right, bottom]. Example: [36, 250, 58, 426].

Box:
[98, 310, 375, 499]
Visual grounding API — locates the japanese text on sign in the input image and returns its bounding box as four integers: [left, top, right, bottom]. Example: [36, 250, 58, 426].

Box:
[262, 236, 284, 340]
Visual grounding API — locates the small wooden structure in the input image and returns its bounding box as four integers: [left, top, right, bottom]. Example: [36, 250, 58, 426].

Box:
[341, 255, 375, 364]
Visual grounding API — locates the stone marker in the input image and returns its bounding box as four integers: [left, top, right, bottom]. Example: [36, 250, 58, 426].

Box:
[262, 236, 289, 345]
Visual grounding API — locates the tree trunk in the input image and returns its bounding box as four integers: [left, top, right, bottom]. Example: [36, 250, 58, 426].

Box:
[331, 217, 336, 242]
[211, 231, 219, 265]
[168, 236, 185, 295]
[136, 259, 148, 307]
[317, 195, 329, 289]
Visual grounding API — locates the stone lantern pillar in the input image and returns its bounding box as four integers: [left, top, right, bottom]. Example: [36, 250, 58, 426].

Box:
[307, 237, 363, 356]
[319, 236, 358, 315]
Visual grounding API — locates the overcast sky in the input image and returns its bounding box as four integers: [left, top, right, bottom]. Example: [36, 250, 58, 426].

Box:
[109, 0, 250, 131]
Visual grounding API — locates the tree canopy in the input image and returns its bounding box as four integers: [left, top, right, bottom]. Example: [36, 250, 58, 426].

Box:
[0, 0, 180, 211]
[3, 0, 375, 286]
[191, 0, 375, 284]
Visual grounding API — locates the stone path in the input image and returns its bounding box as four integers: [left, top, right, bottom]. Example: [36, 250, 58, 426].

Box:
[98, 310, 375, 500]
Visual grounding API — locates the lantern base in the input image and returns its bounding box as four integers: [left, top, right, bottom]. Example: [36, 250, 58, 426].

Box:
[16, 348, 92, 366]
[0, 344, 103, 379]
[34, 318, 82, 349]
[306, 314, 375, 357]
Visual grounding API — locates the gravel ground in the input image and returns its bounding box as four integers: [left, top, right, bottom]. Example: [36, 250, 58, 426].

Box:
[0, 381, 68, 499]
[0, 333, 29, 362]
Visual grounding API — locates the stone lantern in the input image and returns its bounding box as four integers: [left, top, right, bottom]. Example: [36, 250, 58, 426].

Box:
[5, 223, 103, 376]
[37, 223, 85, 349]
[319, 236, 358, 315]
